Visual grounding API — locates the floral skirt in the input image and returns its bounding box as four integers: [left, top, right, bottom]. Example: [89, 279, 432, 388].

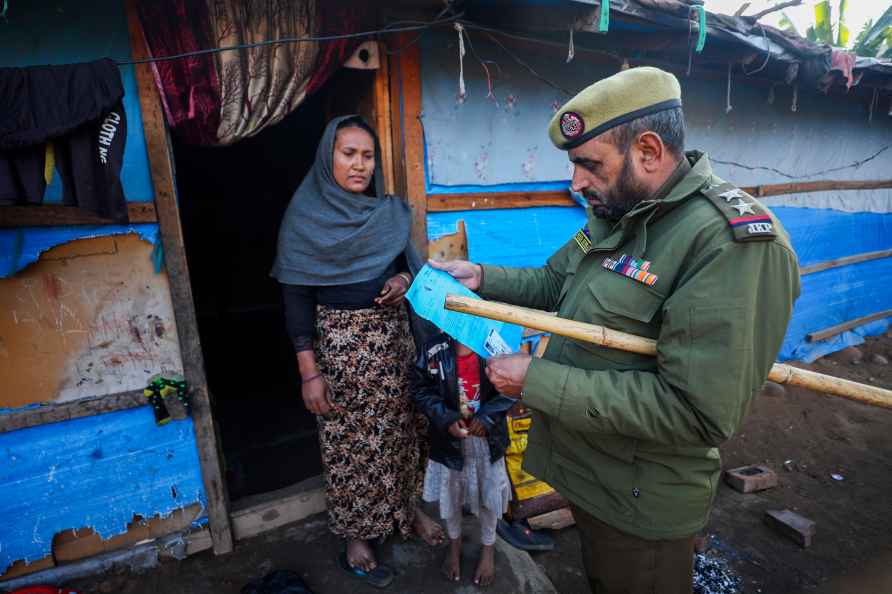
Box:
[315, 304, 427, 540]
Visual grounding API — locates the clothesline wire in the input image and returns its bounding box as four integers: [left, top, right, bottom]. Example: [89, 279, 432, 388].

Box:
[113, 16, 461, 66]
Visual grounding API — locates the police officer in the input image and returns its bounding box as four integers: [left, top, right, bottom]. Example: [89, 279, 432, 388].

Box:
[431, 66, 800, 594]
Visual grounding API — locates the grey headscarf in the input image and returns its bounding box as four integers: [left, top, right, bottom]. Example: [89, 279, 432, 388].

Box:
[271, 115, 422, 285]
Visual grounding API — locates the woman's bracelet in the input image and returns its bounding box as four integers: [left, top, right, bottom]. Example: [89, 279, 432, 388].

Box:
[301, 373, 323, 384]
[395, 272, 413, 288]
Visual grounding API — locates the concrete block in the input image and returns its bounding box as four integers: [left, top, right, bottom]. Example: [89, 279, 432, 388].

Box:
[724, 465, 778, 493]
[764, 509, 816, 547]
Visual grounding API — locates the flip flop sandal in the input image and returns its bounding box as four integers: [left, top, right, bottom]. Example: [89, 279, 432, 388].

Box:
[497, 519, 556, 552]
[337, 551, 395, 589]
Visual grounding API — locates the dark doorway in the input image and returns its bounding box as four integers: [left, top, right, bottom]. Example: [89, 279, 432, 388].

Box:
[172, 68, 376, 501]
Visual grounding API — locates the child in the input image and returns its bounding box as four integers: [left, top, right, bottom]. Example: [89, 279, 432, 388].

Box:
[413, 331, 514, 587]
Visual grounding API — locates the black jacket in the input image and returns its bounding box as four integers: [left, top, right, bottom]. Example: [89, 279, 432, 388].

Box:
[412, 333, 514, 471]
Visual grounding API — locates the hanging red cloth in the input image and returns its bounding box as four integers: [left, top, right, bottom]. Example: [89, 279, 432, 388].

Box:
[137, 0, 221, 146]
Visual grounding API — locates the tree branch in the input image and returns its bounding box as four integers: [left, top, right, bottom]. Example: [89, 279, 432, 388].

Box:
[744, 0, 803, 23]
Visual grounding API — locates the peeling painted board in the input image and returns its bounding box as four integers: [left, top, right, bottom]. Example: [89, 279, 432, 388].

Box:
[427, 207, 588, 267]
[0, 224, 159, 279]
[0, 233, 182, 408]
[51, 503, 203, 563]
[0, 406, 206, 572]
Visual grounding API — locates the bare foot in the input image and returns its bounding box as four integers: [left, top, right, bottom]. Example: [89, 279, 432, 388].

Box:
[441, 537, 462, 582]
[346, 538, 376, 573]
[473, 544, 495, 587]
[414, 507, 446, 546]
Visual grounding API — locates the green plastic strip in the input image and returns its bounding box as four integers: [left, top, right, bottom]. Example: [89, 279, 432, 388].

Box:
[695, 5, 707, 53]
[151, 241, 165, 273]
[599, 0, 610, 33]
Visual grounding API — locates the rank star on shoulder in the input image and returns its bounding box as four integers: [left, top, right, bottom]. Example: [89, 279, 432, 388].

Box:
[718, 188, 746, 202]
[731, 199, 755, 215]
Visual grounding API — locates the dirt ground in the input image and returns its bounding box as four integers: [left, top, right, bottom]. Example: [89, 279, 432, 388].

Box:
[53, 333, 892, 593]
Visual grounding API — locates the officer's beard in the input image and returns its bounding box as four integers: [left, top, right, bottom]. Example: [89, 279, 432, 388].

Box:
[584, 156, 651, 222]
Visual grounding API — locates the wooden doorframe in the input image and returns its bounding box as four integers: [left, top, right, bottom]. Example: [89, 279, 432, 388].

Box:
[385, 33, 428, 258]
[118, 16, 424, 557]
[125, 0, 234, 555]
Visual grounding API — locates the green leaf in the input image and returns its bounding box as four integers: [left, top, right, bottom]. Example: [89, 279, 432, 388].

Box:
[814, 0, 833, 44]
[836, 0, 849, 46]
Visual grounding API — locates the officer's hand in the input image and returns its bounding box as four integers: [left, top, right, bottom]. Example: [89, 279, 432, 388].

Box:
[428, 259, 483, 291]
[448, 420, 469, 439]
[485, 354, 532, 398]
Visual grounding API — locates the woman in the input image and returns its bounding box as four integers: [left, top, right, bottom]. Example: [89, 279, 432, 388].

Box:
[271, 115, 444, 588]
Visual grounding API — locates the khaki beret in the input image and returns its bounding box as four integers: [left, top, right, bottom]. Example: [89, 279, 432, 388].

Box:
[548, 66, 682, 150]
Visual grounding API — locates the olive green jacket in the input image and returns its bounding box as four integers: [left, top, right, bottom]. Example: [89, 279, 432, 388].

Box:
[480, 152, 800, 540]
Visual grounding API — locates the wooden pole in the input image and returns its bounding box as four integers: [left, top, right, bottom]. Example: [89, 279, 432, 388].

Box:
[444, 295, 892, 410]
[126, 0, 234, 554]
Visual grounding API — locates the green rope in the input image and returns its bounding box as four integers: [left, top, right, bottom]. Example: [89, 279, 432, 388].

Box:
[694, 5, 707, 53]
[599, 0, 610, 33]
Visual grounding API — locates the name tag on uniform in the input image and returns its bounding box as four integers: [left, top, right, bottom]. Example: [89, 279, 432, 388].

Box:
[602, 254, 658, 287]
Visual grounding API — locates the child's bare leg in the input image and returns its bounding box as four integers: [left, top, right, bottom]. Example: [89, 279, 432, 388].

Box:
[442, 509, 463, 581]
[474, 507, 499, 587]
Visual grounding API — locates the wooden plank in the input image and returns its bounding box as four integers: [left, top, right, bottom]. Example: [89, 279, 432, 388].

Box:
[231, 483, 326, 542]
[373, 43, 395, 196]
[807, 309, 892, 343]
[0, 389, 145, 434]
[421, 180, 892, 215]
[428, 190, 576, 212]
[0, 202, 157, 227]
[527, 507, 575, 531]
[388, 39, 407, 200]
[393, 34, 428, 257]
[428, 219, 468, 261]
[800, 249, 892, 276]
[125, 0, 233, 555]
[744, 179, 892, 198]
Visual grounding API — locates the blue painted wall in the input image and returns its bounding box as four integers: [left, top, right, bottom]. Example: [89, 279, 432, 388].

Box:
[429, 206, 892, 362]
[0, 0, 160, 277]
[0, 1, 206, 571]
[0, 407, 206, 569]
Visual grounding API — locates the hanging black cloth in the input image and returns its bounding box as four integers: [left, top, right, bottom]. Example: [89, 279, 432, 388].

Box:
[0, 58, 129, 222]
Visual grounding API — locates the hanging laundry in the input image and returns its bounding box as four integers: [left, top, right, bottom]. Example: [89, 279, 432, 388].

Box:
[0, 59, 129, 222]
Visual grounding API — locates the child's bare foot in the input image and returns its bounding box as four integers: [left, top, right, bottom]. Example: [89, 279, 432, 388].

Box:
[414, 507, 446, 546]
[473, 543, 495, 587]
[346, 538, 376, 573]
[441, 537, 462, 582]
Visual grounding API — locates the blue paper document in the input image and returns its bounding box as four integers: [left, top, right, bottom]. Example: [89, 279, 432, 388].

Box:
[406, 264, 524, 358]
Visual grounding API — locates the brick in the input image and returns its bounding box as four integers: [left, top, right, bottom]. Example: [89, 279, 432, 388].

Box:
[724, 465, 778, 493]
[764, 509, 816, 547]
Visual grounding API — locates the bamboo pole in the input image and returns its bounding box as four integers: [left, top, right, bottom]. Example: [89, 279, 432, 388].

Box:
[445, 295, 892, 410]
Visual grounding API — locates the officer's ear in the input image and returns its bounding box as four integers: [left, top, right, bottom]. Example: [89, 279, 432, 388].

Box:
[634, 131, 665, 173]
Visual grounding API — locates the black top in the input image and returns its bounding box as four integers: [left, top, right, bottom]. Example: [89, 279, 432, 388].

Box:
[411, 332, 514, 470]
[281, 256, 407, 352]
